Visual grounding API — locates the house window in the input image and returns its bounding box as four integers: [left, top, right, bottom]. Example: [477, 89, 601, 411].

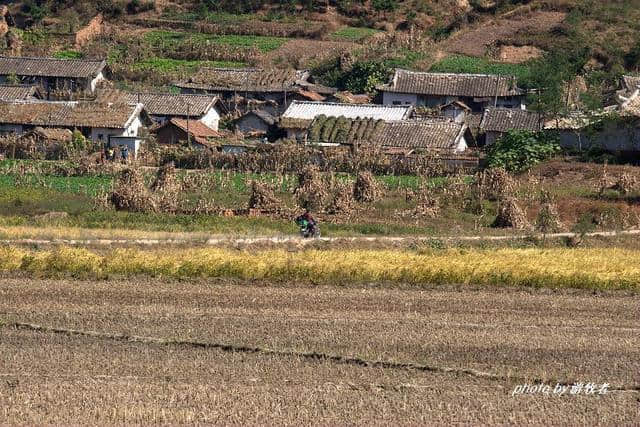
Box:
[98, 134, 103, 140]
[392, 101, 401, 105]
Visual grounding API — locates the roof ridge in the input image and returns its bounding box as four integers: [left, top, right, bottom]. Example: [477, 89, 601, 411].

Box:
[396, 69, 516, 79]
[289, 100, 410, 108]
[0, 55, 105, 63]
[125, 92, 216, 98]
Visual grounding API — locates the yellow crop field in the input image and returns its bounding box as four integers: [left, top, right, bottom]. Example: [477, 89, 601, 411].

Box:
[1, 246, 638, 290]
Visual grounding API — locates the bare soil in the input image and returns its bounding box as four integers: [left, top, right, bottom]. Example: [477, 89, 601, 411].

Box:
[0, 277, 637, 424]
[442, 11, 566, 57]
[497, 45, 543, 63]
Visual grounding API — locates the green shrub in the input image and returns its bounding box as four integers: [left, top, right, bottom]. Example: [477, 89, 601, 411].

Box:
[486, 131, 561, 173]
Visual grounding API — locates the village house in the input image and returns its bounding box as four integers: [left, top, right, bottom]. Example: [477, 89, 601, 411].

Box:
[379, 69, 525, 112]
[0, 84, 43, 101]
[438, 100, 472, 123]
[480, 107, 542, 145]
[280, 101, 413, 142]
[0, 100, 148, 155]
[290, 114, 470, 154]
[120, 93, 224, 130]
[543, 100, 640, 155]
[175, 68, 335, 115]
[154, 118, 220, 149]
[0, 56, 106, 98]
[371, 120, 471, 153]
[234, 110, 276, 137]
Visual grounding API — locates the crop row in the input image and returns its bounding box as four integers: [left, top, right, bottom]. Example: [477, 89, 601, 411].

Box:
[1, 246, 638, 290]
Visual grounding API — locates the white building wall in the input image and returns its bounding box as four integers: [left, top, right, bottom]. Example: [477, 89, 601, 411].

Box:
[126, 116, 143, 137]
[199, 107, 220, 131]
[90, 72, 105, 92]
[455, 135, 468, 153]
[90, 117, 141, 143]
[91, 127, 126, 143]
[382, 91, 418, 106]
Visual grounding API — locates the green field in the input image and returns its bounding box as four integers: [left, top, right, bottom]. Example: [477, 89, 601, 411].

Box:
[53, 50, 84, 59]
[330, 26, 379, 42]
[131, 58, 247, 73]
[144, 30, 289, 53]
[0, 165, 453, 236]
[430, 55, 532, 81]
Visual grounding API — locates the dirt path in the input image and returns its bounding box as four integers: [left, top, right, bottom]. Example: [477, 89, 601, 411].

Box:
[1, 229, 639, 247]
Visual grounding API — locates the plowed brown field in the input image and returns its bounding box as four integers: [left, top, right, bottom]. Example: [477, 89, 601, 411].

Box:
[1, 278, 638, 424]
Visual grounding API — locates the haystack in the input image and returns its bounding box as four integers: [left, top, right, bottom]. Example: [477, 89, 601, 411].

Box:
[492, 198, 530, 229]
[414, 186, 441, 218]
[613, 172, 638, 196]
[151, 162, 181, 213]
[295, 165, 330, 211]
[353, 170, 382, 203]
[248, 180, 281, 211]
[477, 168, 516, 201]
[536, 191, 562, 232]
[326, 181, 355, 215]
[109, 168, 153, 212]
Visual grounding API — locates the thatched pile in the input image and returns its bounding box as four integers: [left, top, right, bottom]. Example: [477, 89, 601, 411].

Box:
[109, 168, 153, 212]
[415, 186, 441, 218]
[295, 165, 330, 211]
[613, 172, 639, 196]
[326, 181, 356, 215]
[492, 198, 530, 229]
[536, 191, 562, 232]
[151, 162, 181, 213]
[477, 168, 516, 201]
[353, 170, 382, 203]
[248, 180, 281, 211]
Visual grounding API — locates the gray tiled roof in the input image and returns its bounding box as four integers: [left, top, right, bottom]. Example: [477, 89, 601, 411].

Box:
[0, 56, 106, 79]
[373, 120, 466, 150]
[122, 93, 218, 117]
[282, 101, 412, 121]
[178, 68, 308, 92]
[480, 108, 541, 133]
[0, 84, 39, 101]
[250, 110, 276, 125]
[0, 101, 142, 129]
[383, 69, 522, 97]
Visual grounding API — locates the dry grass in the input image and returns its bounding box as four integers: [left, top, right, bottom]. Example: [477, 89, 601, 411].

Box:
[0, 278, 637, 424]
[1, 246, 640, 290]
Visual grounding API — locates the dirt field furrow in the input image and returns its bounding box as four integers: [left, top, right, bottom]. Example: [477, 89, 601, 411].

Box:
[0, 277, 638, 424]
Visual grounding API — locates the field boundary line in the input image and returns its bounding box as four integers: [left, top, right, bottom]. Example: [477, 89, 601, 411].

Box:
[1, 228, 639, 247]
[5, 321, 639, 393]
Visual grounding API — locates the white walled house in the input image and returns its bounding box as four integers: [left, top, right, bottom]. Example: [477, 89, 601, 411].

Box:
[379, 70, 526, 112]
[0, 100, 149, 155]
[280, 101, 413, 142]
[121, 93, 224, 130]
[373, 120, 471, 154]
[480, 108, 542, 145]
[0, 56, 106, 98]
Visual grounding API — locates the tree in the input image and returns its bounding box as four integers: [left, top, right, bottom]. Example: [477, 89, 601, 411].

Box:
[486, 131, 561, 173]
[340, 60, 389, 94]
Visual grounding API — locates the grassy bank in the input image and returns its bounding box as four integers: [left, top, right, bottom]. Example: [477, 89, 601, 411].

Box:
[1, 246, 638, 290]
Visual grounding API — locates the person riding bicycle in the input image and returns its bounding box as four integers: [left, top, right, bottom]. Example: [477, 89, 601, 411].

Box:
[295, 209, 318, 236]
